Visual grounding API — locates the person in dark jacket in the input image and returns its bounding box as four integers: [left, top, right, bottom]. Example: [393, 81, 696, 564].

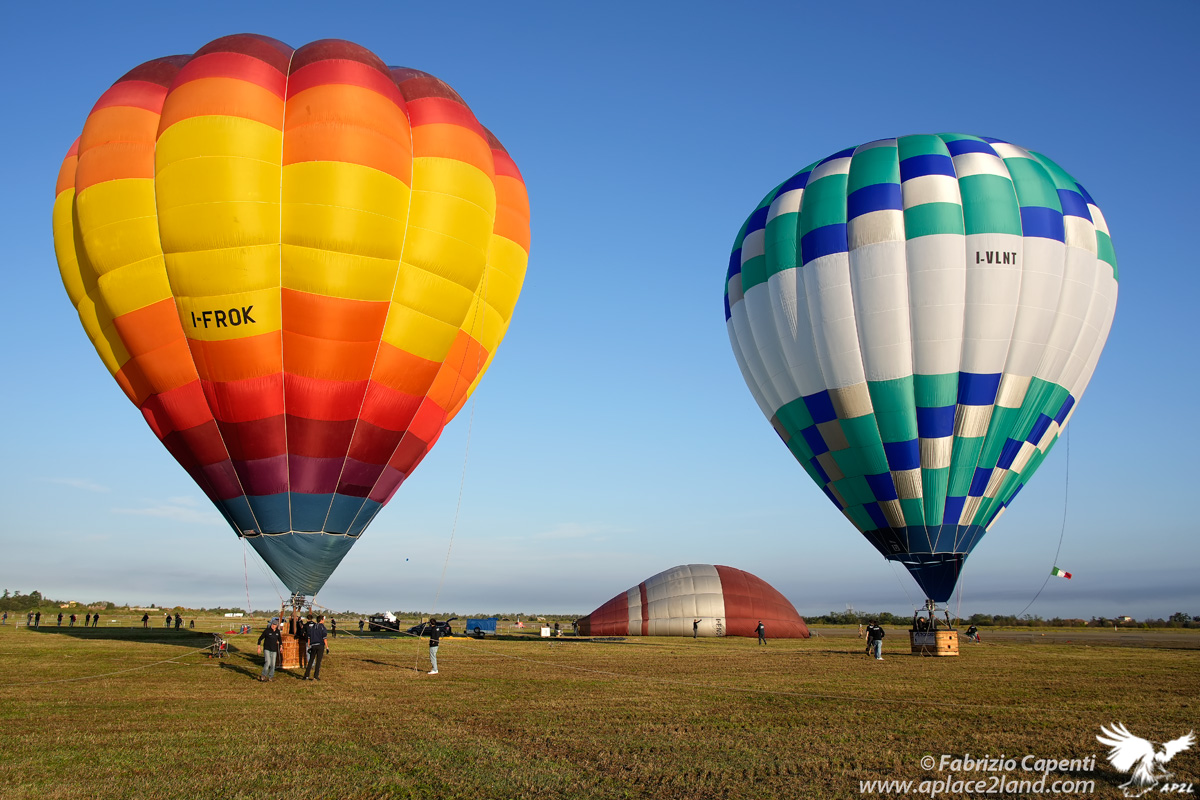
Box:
[34, 612, 41, 628]
[57, 613, 63, 627]
[92, 613, 99, 627]
[174, 613, 182, 630]
[755, 620, 766, 645]
[256, 618, 283, 681]
[329, 618, 337, 639]
[304, 615, 329, 681]
[141, 613, 149, 628]
[295, 615, 311, 668]
[866, 621, 885, 660]
[427, 619, 445, 675]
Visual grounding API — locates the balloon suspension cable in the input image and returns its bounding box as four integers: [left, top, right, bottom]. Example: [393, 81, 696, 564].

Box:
[1013, 427, 1071, 621]
[243, 537, 287, 606]
[953, 577, 964, 629]
[910, 597, 956, 631]
[242, 539, 253, 615]
[413, 258, 489, 672]
[887, 560, 920, 611]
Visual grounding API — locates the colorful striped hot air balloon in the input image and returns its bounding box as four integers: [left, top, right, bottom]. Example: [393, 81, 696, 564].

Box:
[576, 564, 810, 638]
[724, 135, 1116, 603]
[52, 35, 530, 597]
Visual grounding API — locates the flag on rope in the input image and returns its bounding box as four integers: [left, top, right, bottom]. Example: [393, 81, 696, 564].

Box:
[1050, 567, 1072, 580]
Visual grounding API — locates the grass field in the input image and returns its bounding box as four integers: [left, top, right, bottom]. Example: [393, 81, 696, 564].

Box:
[0, 620, 1197, 799]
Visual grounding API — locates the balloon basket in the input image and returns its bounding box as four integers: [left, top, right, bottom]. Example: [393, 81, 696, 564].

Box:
[277, 595, 310, 670]
[910, 630, 959, 657]
[280, 635, 302, 670]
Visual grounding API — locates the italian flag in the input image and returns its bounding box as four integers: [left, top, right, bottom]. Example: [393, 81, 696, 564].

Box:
[1050, 567, 1072, 579]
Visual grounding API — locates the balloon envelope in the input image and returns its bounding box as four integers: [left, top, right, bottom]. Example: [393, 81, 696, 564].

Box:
[724, 135, 1116, 602]
[53, 35, 530, 596]
[577, 564, 810, 638]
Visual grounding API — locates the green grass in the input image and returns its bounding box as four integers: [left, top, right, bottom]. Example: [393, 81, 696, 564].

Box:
[0, 621, 1197, 799]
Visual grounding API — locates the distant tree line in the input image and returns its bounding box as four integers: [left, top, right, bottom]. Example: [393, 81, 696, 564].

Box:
[0, 590, 246, 615]
[806, 609, 1200, 629]
[4, 590, 1195, 629]
[0, 590, 119, 612]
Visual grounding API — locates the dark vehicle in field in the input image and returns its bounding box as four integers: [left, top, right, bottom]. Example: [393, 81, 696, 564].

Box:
[406, 618, 456, 637]
[367, 612, 399, 632]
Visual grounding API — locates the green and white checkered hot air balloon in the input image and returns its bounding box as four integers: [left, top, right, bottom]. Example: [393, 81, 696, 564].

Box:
[724, 135, 1117, 602]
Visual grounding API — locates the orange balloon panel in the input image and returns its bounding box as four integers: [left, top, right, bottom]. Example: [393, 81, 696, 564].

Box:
[52, 35, 530, 595]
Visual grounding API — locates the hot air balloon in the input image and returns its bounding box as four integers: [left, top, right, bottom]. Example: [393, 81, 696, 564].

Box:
[52, 35, 530, 598]
[724, 135, 1116, 605]
[576, 564, 810, 638]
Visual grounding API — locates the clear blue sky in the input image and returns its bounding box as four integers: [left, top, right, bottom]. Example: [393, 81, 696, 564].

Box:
[2, 1, 1196, 620]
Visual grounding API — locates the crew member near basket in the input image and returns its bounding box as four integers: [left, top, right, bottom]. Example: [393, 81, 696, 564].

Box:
[304, 615, 329, 681]
[257, 618, 283, 682]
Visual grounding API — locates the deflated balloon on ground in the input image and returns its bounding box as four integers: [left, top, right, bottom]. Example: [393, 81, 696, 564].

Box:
[576, 564, 810, 638]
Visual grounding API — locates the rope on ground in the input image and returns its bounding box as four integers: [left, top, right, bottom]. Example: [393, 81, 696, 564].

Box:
[0, 633, 251, 687]
[315, 628, 1068, 715]
[284, 612, 1044, 713]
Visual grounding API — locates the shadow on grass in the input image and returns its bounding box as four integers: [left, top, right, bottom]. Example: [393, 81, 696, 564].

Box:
[217, 660, 265, 680]
[216, 660, 309, 681]
[26, 627, 215, 646]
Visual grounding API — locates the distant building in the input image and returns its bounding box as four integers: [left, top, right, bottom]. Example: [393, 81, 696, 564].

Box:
[1116, 615, 1135, 624]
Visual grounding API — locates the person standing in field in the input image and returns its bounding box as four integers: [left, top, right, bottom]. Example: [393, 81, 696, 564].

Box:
[174, 613, 182, 630]
[297, 615, 311, 669]
[35, 612, 41, 628]
[755, 620, 766, 644]
[92, 613, 99, 627]
[141, 613, 149, 628]
[427, 619, 443, 675]
[26, 612, 32, 626]
[1, 611, 7, 625]
[304, 615, 329, 681]
[358, 618, 364, 632]
[85, 613, 91, 626]
[693, 619, 701, 639]
[330, 618, 337, 639]
[57, 612, 63, 626]
[69, 613, 76, 627]
[866, 620, 885, 660]
[257, 618, 283, 682]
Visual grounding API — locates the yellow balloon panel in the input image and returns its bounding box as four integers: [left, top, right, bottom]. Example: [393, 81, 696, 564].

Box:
[280, 245, 400, 302]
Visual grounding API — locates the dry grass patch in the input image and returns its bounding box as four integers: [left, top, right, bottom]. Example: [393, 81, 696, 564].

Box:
[0, 624, 1196, 798]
